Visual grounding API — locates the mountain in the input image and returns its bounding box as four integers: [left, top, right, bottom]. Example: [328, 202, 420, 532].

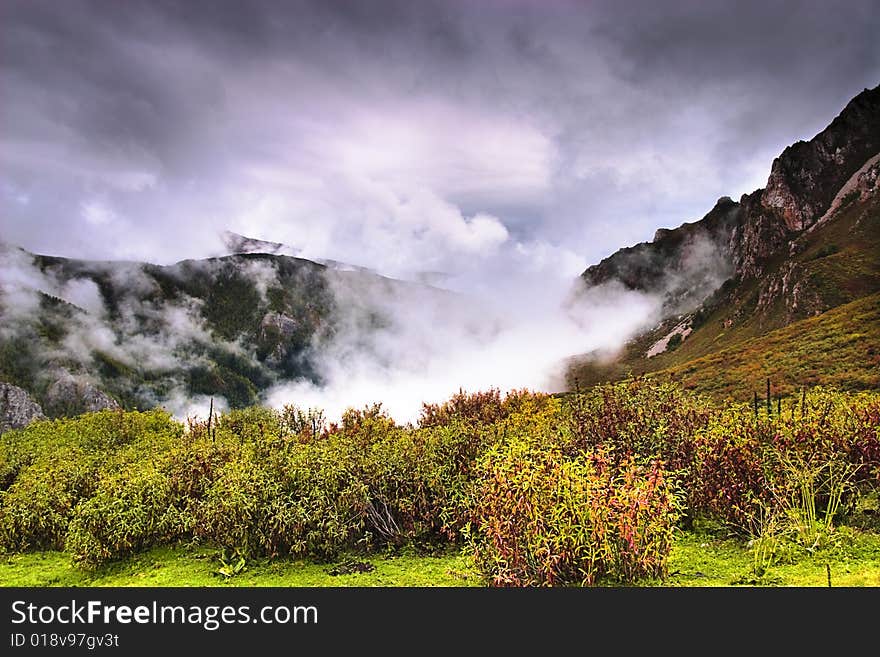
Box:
[3, 86, 877, 425]
[0, 242, 453, 421]
[568, 84, 880, 399]
[221, 230, 288, 256]
[221, 230, 380, 275]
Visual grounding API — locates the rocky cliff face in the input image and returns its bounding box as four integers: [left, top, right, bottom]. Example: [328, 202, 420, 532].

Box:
[581, 196, 740, 315]
[726, 189, 790, 280]
[580, 84, 880, 328]
[761, 86, 880, 231]
[0, 382, 45, 432]
[43, 375, 121, 418]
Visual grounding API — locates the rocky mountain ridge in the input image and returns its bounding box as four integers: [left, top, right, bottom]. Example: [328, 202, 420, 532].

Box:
[573, 84, 880, 382]
[584, 86, 878, 310]
[584, 85, 879, 291]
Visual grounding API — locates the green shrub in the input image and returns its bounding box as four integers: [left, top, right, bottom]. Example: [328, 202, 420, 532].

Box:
[0, 409, 183, 554]
[0, 446, 99, 551]
[193, 438, 369, 559]
[64, 431, 238, 566]
[66, 460, 187, 567]
[1, 384, 875, 582]
[163, 436, 239, 500]
[421, 394, 564, 541]
[419, 388, 550, 429]
[469, 435, 678, 586]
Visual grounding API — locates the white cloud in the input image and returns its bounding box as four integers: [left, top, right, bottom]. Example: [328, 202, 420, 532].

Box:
[58, 278, 105, 316]
[265, 271, 661, 424]
[80, 199, 118, 226]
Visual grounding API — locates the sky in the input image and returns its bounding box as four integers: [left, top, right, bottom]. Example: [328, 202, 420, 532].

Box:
[2, 0, 879, 287]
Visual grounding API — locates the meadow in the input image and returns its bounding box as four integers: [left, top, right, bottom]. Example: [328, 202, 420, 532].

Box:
[2, 380, 879, 586]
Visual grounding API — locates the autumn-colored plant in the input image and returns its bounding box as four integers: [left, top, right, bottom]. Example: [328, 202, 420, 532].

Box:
[0, 383, 877, 582]
[469, 434, 677, 586]
[419, 388, 550, 429]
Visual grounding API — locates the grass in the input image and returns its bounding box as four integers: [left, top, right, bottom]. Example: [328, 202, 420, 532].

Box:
[663, 526, 880, 587]
[0, 546, 480, 587]
[569, 293, 880, 403]
[5, 527, 880, 587]
[650, 292, 880, 402]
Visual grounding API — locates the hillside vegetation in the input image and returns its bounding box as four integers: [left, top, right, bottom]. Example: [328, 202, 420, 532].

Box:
[649, 293, 880, 402]
[0, 247, 449, 418]
[2, 381, 878, 586]
[568, 196, 880, 400]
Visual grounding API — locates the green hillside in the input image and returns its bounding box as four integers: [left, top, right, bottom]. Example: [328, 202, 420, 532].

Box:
[0, 249, 452, 417]
[568, 186, 880, 397]
[649, 292, 880, 402]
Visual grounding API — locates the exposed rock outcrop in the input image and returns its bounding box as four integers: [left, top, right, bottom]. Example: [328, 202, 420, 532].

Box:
[222, 230, 288, 256]
[728, 190, 790, 280]
[0, 382, 46, 432]
[44, 375, 120, 417]
[258, 311, 301, 362]
[761, 86, 880, 231]
[581, 194, 739, 314]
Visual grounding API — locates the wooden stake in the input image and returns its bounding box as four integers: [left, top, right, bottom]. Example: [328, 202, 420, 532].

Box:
[207, 396, 214, 443]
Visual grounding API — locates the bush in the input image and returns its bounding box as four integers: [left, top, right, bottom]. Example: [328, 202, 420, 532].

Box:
[0, 409, 181, 552]
[0, 446, 99, 551]
[469, 434, 678, 586]
[691, 414, 770, 533]
[66, 460, 188, 567]
[566, 380, 712, 521]
[194, 436, 369, 559]
[1, 384, 876, 583]
[419, 388, 550, 429]
[358, 427, 434, 546]
[412, 395, 561, 540]
[63, 432, 241, 566]
[691, 388, 880, 533]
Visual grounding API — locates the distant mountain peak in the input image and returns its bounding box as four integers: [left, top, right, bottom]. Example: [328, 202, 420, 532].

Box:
[219, 230, 449, 283]
[220, 231, 291, 256]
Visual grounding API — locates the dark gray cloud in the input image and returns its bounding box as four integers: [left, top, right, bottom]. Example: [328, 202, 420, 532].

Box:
[1, 0, 878, 283]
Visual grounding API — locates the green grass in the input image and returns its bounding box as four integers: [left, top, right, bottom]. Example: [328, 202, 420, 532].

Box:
[0, 546, 480, 587]
[5, 528, 880, 587]
[570, 292, 880, 403]
[663, 527, 880, 587]
[651, 293, 880, 402]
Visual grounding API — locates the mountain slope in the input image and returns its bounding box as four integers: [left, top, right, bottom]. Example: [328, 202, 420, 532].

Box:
[648, 292, 880, 402]
[569, 84, 880, 395]
[0, 244, 453, 418]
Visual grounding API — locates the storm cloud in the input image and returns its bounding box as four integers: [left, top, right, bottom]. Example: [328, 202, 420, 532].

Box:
[2, 0, 877, 279]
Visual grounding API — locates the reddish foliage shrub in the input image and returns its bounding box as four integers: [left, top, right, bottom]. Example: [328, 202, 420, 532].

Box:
[565, 379, 713, 523]
[419, 388, 550, 429]
[690, 389, 880, 532]
[470, 437, 677, 586]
